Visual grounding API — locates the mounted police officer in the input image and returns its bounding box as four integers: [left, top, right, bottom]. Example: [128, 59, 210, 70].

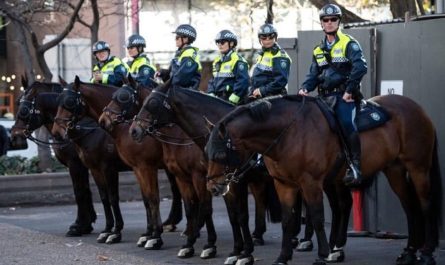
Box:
[207, 30, 249, 105]
[158, 24, 201, 90]
[249, 23, 291, 99]
[298, 4, 368, 187]
[91, 40, 128, 87]
[125, 34, 157, 88]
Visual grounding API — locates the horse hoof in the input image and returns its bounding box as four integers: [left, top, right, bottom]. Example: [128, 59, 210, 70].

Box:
[66, 225, 82, 237]
[96, 232, 111, 243]
[396, 248, 417, 265]
[272, 260, 287, 265]
[137, 235, 149, 247]
[177, 246, 194, 258]
[105, 233, 121, 244]
[291, 237, 299, 248]
[163, 224, 177, 232]
[224, 255, 238, 265]
[253, 237, 264, 246]
[200, 245, 217, 259]
[313, 259, 327, 265]
[144, 238, 163, 250]
[296, 240, 313, 252]
[325, 250, 345, 263]
[414, 254, 436, 265]
[235, 254, 254, 265]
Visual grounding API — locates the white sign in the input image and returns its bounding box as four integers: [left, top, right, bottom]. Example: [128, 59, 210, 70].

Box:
[380, 80, 403, 95]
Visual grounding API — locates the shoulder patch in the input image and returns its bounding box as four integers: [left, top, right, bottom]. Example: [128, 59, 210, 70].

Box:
[351, 43, 360, 51]
[187, 61, 192, 67]
[143, 68, 150, 75]
[280, 60, 288, 69]
[238, 63, 245, 71]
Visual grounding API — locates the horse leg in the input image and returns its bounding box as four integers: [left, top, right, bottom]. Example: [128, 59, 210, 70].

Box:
[162, 169, 183, 232]
[248, 175, 267, 246]
[141, 167, 163, 250]
[222, 188, 247, 265]
[92, 172, 115, 243]
[133, 167, 156, 247]
[296, 198, 315, 252]
[301, 179, 330, 265]
[176, 178, 198, 258]
[194, 175, 217, 259]
[272, 181, 298, 265]
[104, 169, 123, 244]
[322, 179, 351, 262]
[66, 161, 96, 237]
[384, 162, 424, 265]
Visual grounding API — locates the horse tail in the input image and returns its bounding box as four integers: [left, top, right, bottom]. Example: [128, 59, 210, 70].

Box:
[265, 176, 282, 223]
[430, 133, 442, 246]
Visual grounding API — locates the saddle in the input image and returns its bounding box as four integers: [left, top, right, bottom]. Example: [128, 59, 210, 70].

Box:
[315, 97, 391, 133]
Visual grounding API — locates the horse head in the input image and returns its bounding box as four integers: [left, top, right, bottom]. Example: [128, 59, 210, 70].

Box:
[129, 79, 176, 142]
[52, 76, 86, 139]
[99, 82, 143, 132]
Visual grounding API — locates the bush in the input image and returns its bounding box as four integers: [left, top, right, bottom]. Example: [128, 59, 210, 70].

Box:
[0, 155, 66, 175]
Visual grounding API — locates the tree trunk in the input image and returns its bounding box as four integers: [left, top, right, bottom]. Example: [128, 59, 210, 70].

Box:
[266, 0, 274, 24]
[390, 0, 418, 18]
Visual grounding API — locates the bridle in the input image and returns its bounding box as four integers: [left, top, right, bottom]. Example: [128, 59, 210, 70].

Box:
[102, 84, 142, 125]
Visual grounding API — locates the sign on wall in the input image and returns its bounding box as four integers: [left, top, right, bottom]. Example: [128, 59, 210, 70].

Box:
[380, 80, 403, 95]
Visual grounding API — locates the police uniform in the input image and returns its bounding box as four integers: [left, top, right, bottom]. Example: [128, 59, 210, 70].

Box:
[170, 45, 202, 90]
[91, 56, 128, 87]
[208, 50, 249, 104]
[251, 43, 291, 97]
[127, 54, 157, 88]
[301, 29, 367, 135]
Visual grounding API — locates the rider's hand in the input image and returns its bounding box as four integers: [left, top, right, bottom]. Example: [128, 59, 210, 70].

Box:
[343, 92, 354, 102]
[154, 71, 161, 78]
[94, 72, 102, 81]
[298, 88, 308, 96]
[250, 88, 262, 99]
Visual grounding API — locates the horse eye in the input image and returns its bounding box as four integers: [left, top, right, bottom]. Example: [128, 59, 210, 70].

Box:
[17, 106, 30, 119]
[116, 91, 132, 103]
[63, 97, 77, 109]
[146, 98, 160, 112]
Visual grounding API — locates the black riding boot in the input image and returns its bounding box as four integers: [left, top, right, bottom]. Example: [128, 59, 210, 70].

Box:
[343, 131, 362, 187]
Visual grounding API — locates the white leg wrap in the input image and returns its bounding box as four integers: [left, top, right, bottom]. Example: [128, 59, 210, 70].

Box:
[105, 233, 120, 244]
[144, 238, 160, 249]
[137, 236, 148, 246]
[200, 247, 216, 258]
[224, 255, 238, 265]
[97, 232, 110, 241]
[235, 256, 253, 265]
[177, 247, 193, 257]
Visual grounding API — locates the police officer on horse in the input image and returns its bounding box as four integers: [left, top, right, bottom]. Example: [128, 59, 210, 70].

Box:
[125, 34, 157, 88]
[91, 40, 128, 87]
[298, 4, 368, 187]
[207, 30, 249, 105]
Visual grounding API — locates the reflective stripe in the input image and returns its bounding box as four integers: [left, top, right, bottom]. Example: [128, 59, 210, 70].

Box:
[314, 30, 352, 67]
[212, 52, 247, 78]
[92, 57, 127, 84]
[129, 56, 156, 77]
[179, 47, 202, 71]
[255, 49, 291, 72]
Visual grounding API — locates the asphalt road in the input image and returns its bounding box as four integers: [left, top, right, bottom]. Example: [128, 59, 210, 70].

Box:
[0, 196, 443, 265]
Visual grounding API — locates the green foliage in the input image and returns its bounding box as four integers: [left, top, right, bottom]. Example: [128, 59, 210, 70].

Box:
[0, 155, 67, 175]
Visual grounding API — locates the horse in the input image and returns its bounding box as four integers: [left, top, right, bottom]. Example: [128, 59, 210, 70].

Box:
[205, 94, 442, 265]
[53, 76, 217, 259]
[11, 79, 97, 237]
[129, 82, 286, 265]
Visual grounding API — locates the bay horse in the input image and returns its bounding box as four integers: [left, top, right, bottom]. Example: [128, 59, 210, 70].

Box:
[20, 85, 130, 244]
[205, 94, 442, 265]
[11, 79, 97, 237]
[53, 77, 217, 259]
[129, 83, 284, 265]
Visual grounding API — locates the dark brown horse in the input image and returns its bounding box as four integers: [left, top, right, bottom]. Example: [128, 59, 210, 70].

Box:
[205, 94, 442, 265]
[11, 80, 97, 237]
[53, 77, 217, 259]
[129, 83, 284, 265]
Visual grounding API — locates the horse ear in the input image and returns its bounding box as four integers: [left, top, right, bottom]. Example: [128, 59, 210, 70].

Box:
[128, 74, 137, 88]
[58, 75, 67, 86]
[21, 75, 28, 88]
[203, 116, 214, 133]
[73, 75, 81, 90]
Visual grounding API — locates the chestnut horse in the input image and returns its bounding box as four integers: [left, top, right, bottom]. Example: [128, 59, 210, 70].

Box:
[206, 94, 442, 265]
[11, 80, 97, 237]
[52, 77, 217, 259]
[129, 83, 284, 265]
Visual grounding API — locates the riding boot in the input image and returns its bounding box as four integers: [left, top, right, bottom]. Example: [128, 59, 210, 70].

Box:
[343, 131, 362, 187]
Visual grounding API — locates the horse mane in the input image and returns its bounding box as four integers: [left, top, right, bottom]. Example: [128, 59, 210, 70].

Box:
[176, 88, 234, 107]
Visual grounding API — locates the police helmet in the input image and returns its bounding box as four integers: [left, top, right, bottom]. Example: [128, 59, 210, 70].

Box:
[126, 34, 146, 48]
[215, 30, 238, 46]
[319, 4, 342, 20]
[92, 41, 110, 54]
[257, 23, 278, 38]
[172, 24, 197, 43]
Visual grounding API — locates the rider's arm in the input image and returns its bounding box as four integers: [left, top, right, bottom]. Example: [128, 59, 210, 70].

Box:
[171, 57, 199, 87]
[104, 64, 127, 85]
[137, 65, 157, 88]
[301, 56, 322, 93]
[345, 41, 367, 94]
[230, 60, 250, 103]
[258, 56, 290, 96]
